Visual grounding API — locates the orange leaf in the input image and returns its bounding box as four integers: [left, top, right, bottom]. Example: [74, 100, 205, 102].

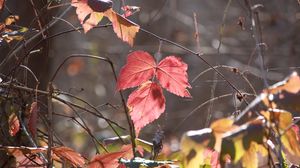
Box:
[52, 146, 85, 167]
[88, 145, 141, 168]
[127, 81, 165, 135]
[9, 112, 20, 136]
[72, 0, 105, 33]
[104, 8, 139, 46]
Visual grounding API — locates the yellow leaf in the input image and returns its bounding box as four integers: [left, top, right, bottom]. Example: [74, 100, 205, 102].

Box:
[242, 142, 258, 168]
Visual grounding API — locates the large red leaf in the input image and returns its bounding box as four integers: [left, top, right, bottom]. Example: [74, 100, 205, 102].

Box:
[127, 81, 165, 135]
[104, 8, 139, 46]
[52, 146, 85, 167]
[117, 51, 191, 97]
[157, 56, 191, 97]
[117, 51, 156, 90]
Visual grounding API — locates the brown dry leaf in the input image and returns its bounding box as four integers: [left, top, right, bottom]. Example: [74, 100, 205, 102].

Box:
[52, 146, 85, 167]
[104, 8, 139, 46]
[8, 112, 20, 136]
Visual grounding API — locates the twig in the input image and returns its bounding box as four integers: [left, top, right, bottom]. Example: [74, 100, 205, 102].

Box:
[217, 0, 232, 54]
[244, 0, 268, 87]
[174, 93, 254, 131]
[47, 82, 53, 168]
[193, 12, 201, 53]
[192, 65, 257, 95]
[0, 6, 72, 70]
[50, 54, 126, 144]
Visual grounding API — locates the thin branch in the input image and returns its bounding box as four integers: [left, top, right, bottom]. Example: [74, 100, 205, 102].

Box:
[0, 6, 72, 70]
[192, 65, 257, 95]
[217, 0, 232, 54]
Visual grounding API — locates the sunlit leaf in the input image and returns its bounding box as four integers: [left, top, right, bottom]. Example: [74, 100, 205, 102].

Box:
[104, 8, 139, 46]
[157, 56, 191, 97]
[261, 110, 300, 156]
[241, 142, 259, 168]
[117, 51, 191, 97]
[72, 0, 105, 33]
[52, 146, 85, 167]
[221, 118, 265, 165]
[117, 51, 156, 90]
[88, 145, 142, 168]
[127, 81, 165, 135]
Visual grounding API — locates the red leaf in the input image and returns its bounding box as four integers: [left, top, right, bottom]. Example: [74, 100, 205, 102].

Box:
[127, 81, 165, 135]
[88, 145, 141, 168]
[117, 51, 156, 90]
[72, 0, 104, 33]
[121, 5, 140, 17]
[9, 112, 20, 136]
[28, 102, 38, 137]
[117, 51, 191, 97]
[157, 56, 191, 97]
[52, 146, 85, 167]
[0, 0, 5, 10]
[104, 9, 140, 46]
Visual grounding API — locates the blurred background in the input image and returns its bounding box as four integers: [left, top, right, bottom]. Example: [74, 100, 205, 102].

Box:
[1, 0, 299, 159]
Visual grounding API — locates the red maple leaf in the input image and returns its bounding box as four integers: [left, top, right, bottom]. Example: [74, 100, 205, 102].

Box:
[157, 56, 191, 97]
[117, 50, 191, 97]
[127, 81, 166, 135]
[117, 51, 156, 90]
